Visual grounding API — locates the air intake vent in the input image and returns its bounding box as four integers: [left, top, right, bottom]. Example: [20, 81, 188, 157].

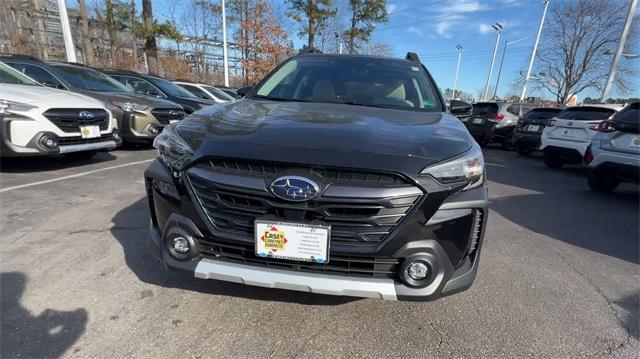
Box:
[469, 210, 483, 254]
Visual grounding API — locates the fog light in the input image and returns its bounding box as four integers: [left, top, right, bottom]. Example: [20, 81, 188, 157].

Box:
[172, 237, 190, 254]
[407, 262, 429, 280]
[40, 135, 58, 149]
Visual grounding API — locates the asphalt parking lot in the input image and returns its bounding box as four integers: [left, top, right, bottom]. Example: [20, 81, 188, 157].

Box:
[1, 146, 638, 358]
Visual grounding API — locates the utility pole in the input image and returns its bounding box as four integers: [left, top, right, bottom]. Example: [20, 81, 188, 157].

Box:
[494, 36, 533, 100]
[452, 45, 463, 101]
[221, 0, 230, 86]
[520, 0, 549, 101]
[483, 23, 502, 101]
[600, 0, 637, 102]
[56, 0, 77, 62]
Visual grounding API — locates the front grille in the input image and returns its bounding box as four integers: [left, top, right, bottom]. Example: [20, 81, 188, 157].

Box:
[206, 158, 411, 186]
[187, 160, 422, 247]
[152, 108, 186, 124]
[57, 134, 116, 146]
[43, 108, 109, 133]
[199, 240, 401, 278]
[468, 210, 483, 254]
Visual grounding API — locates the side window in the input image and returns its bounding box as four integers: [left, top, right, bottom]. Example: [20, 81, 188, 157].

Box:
[8, 63, 65, 89]
[613, 104, 639, 125]
[121, 76, 164, 97]
[506, 104, 521, 115]
[181, 84, 209, 99]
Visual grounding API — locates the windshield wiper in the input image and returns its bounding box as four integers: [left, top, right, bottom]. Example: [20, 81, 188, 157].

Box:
[252, 95, 311, 102]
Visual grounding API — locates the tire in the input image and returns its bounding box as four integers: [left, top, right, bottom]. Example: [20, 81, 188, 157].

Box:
[516, 146, 533, 156]
[66, 150, 98, 160]
[501, 131, 515, 151]
[543, 151, 564, 169]
[587, 170, 619, 193]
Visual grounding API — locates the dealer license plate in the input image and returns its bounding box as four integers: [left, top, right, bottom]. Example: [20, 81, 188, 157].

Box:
[561, 129, 576, 137]
[631, 136, 640, 148]
[528, 125, 540, 132]
[79, 125, 100, 139]
[255, 220, 331, 263]
[473, 118, 483, 124]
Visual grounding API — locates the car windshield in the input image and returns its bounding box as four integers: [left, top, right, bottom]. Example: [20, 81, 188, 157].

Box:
[52, 65, 132, 92]
[149, 77, 198, 98]
[556, 107, 616, 121]
[524, 108, 563, 120]
[253, 57, 442, 112]
[472, 103, 499, 116]
[203, 85, 235, 101]
[0, 62, 41, 86]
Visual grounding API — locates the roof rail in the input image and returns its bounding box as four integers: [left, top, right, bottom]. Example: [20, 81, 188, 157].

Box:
[0, 53, 43, 62]
[298, 46, 323, 55]
[405, 52, 421, 63]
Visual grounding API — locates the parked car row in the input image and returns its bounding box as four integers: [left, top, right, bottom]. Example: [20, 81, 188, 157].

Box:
[451, 100, 639, 193]
[0, 53, 238, 159]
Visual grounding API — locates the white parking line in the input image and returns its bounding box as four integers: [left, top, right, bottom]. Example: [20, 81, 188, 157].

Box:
[486, 162, 507, 168]
[0, 159, 153, 194]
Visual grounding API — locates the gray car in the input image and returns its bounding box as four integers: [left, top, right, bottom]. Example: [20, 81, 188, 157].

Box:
[584, 102, 639, 192]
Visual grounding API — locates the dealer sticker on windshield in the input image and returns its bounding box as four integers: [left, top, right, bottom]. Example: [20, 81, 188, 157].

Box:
[255, 220, 330, 263]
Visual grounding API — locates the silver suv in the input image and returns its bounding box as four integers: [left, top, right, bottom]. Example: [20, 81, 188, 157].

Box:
[584, 102, 639, 192]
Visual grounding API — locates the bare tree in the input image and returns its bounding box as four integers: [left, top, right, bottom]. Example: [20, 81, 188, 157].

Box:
[370, 41, 393, 56]
[78, 0, 96, 66]
[532, 0, 638, 103]
[177, 0, 222, 79]
[142, 0, 159, 74]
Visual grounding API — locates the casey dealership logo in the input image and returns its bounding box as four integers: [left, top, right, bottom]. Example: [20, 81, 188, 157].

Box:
[270, 176, 319, 201]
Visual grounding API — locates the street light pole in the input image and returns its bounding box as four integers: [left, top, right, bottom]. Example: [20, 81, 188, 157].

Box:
[483, 23, 502, 101]
[600, 0, 637, 102]
[221, 0, 230, 87]
[520, 0, 549, 101]
[493, 36, 533, 100]
[452, 45, 463, 100]
[56, 0, 77, 62]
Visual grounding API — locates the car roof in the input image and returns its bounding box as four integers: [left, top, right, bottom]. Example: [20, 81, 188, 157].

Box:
[572, 104, 624, 111]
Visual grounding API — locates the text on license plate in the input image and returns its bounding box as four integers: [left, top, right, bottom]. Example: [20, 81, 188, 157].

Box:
[79, 125, 101, 139]
[255, 220, 331, 263]
[473, 118, 483, 124]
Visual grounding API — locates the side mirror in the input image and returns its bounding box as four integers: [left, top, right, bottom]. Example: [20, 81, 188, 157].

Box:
[449, 100, 472, 115]
[42, 81, 64, 90]
[237, 86, 253, 97]
[200, 95, 210, 100]
[145, 89, 161, 97]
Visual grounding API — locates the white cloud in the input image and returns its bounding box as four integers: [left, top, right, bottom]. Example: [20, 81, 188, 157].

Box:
[436, 22, 454, 38]
[439, 0, 486, 14]
[478, 24, 493, 34]
[407, 26, 424, 37]
[386, 3, 398, 14]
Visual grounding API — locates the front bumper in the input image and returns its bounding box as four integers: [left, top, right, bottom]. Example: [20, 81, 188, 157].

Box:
[117, 111, 164, 142]
[1, 130, 121, 157]
[465, 121, 513, 143]
[144, 159, 488, 301]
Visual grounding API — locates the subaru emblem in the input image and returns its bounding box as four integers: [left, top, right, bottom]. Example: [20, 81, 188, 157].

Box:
[270, 176, 319, 202]
[79, 111, 94, 120]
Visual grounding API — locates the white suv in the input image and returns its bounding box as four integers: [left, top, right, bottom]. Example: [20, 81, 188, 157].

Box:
[0, 62, 121, 158]
[540, 104, 623, 169]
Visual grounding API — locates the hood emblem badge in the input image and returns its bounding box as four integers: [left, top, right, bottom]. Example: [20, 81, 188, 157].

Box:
[79, 111, 95, 120]
[270, 176, 319, 202]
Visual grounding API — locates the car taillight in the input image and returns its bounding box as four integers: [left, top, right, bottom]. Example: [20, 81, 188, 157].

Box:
[489, 113, 505, 122]
[584, 145, 594, 164]
[547, 119, 556, 127]
[590, 121, 615, 132]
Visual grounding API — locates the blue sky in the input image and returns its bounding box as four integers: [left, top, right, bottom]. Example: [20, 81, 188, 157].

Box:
[114, 0, 639, 100]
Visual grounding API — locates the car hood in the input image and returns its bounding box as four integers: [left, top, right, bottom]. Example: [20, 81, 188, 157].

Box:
[81, 91, 182, 109]
[0, 84, 106, 109]
[177, 100, 473, 173]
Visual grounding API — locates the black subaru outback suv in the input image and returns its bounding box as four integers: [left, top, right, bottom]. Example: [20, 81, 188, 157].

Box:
[145, 50, 488, 301]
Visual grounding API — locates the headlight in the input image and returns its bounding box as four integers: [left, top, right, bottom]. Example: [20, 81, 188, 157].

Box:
[0, 100, 37, 114]
[153, 123, 193, 171]
[110, 100, 148, 112]
[421, 144, 484, 190]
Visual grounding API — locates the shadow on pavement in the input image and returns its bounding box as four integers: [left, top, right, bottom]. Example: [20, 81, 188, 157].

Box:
[110, 197, 358, 306]
[487, 153, 639, 264]
[615, 291, 640, 340]
[1, 272, 88, 358]
[0, 152, 117, 173]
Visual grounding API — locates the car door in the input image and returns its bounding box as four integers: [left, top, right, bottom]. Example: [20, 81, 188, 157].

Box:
[548, 106, 617, 143]
[602, 103, 640, 155]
